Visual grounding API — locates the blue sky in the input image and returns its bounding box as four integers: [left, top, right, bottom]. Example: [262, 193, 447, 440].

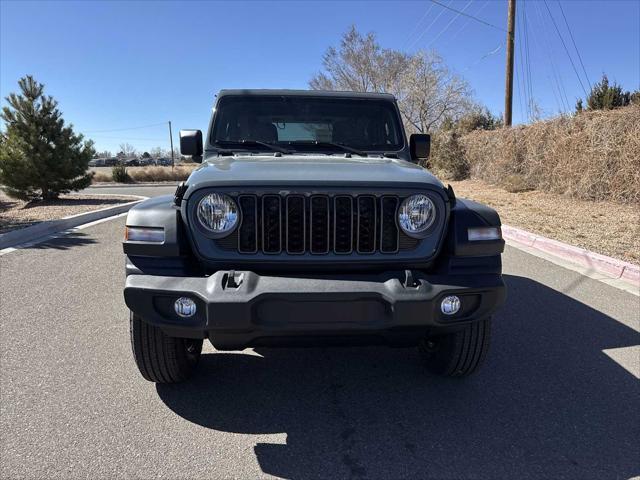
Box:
[1, 0, 638, 154]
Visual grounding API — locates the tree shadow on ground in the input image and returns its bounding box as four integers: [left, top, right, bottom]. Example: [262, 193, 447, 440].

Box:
[20, 197, 129, 209]
[21, 231, 97, 250]
[157, 274, 640, 479]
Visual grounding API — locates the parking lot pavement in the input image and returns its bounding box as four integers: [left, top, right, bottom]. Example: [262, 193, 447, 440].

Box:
[1, 213, 639, 479]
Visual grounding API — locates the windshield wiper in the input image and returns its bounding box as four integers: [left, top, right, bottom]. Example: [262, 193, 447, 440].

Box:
[215, 139, 292, 154]
[286, 140, 368, 157]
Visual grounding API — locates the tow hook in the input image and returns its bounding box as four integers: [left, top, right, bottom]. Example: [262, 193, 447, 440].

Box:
[403, 270, 420, 288]
[223, 270, 244, 289]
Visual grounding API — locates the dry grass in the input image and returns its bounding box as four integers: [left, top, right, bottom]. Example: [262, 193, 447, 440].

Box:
[449, 179, 640, 264]
[91, 165, 198, 183]
[0, 192, 132, 234]
[460, 105, 640, 203]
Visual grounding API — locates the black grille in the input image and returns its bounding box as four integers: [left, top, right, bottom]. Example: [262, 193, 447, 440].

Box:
[235, 194, 403, 255]
[238, 196, 257, 253]
[262, 195, 282, 253]
[286, 196, 305, 254]
[334, 196, 353, 254]
[380, 197, 399, 253]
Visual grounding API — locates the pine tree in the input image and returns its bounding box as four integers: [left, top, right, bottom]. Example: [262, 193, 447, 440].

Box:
[0, 75, 94, 200]
[585, 74, 630, 110]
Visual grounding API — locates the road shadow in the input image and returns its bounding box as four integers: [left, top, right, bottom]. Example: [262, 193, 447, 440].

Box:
[21, 231, 97, 250]
[156, 274, 640, 479]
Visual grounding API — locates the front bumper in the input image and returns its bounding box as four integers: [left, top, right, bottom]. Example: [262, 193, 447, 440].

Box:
[124, 271, 505, 349]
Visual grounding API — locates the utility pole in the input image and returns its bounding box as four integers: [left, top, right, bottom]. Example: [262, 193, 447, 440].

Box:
[168, 121, 175, 171]
[504, 0, 516, 127]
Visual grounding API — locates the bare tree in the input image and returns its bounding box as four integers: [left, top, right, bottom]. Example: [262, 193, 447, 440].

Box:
[118, 143, 136, 158]
[309, 27, 473, 133]
[397, 51, 473, 133]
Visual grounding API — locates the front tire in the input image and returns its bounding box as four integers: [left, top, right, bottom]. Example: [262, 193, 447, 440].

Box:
[419, 317, 491, 377]
[129, 312, 203, 383]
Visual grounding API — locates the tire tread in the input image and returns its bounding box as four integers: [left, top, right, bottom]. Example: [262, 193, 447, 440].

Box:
[129, 312, 202, 383]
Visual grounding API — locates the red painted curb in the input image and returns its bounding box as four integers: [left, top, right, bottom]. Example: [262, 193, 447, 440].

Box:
[502, 224, 640, 286]
[622, 265, 640, 284]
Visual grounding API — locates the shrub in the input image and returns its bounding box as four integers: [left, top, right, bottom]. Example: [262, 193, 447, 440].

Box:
[111, 164, 130, 183]
[460, 104, 640, 202]
[427, 130, 469, 180]
[128, 166, 191, 182]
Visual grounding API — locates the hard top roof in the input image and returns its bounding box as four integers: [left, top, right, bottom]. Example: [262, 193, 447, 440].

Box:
[217, 89, 396, 100]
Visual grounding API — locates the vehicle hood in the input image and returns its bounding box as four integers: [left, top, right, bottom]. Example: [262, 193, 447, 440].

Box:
[183, 154, 444, 196]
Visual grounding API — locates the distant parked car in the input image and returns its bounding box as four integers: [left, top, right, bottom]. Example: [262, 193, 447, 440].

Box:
[156, 157, 172, 166]
[105, 157, 118, 166]
[138, 157, 153, 166]
[125, 158, 140, 167]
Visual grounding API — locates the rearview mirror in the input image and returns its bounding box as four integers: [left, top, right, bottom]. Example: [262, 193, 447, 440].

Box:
[180, 129, 203, 163]
[410, 134, 430, 162]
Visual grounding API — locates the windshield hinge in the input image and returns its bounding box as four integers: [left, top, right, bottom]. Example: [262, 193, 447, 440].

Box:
[174, 181, 188, 206]
[446, 184, 456, 207]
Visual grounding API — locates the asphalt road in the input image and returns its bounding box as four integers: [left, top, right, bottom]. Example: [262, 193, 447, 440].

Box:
[1, 186, 639, 479]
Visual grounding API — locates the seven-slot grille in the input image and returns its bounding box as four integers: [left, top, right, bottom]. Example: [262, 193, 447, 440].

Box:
[233, 194, 402, 255]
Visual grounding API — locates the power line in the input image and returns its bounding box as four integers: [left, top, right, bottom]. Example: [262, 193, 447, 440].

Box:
[557, 0, 592, 91]
[426, 0, 474, 48]
[527, 0, 564, 114]
[514, 56, 525, 122]
[450, 0, 490, 39]
[533, 0, 571, 113]
[542, 0, 588, 97]
[525, 2, 531, 114]
[402, 2, 436, 49]
[89, 135, 167, 141]
[428, 0, 506, 32]
[407, 0, 453, 50]
[517, 3, 529, 121]
[462, 42, 503, 72]
[83, 122, 167, 133]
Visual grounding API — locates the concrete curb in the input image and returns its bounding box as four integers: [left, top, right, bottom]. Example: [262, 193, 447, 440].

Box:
[502, 225, 640, 286]
[90, 182, 179, 188]
[0, 195, 145, 249]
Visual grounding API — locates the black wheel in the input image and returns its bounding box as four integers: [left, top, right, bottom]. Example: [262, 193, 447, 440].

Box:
[129, 312, 203, 383]
[419, 318, 491, 377]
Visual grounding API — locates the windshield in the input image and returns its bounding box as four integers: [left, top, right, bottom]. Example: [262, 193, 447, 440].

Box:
[210, 95, 404, 152]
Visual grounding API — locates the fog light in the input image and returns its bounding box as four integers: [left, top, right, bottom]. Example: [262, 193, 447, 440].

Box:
[174, 297, 197, 317]
[441, 295, 461, 315]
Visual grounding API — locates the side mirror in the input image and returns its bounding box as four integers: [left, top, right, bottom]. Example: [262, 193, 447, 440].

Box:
[410, 133, 430, 162]
[180, 129, 203, 163]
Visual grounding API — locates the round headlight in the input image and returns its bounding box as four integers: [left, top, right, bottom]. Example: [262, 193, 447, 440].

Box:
[197, 193, 239, 234]
[398, 194, 436, 236]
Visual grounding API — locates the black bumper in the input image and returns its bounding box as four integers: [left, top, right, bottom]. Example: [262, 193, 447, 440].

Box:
[124, 271, 505, 349]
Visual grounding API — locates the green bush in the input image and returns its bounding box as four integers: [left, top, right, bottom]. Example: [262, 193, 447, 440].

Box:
[111, 164, 130, 183]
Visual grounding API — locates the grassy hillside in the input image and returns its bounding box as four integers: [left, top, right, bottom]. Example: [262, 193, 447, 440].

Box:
[432, 105, 640, 203]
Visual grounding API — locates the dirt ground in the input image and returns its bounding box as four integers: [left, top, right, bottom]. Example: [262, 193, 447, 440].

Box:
[448, 179, 640, 264]
[0, 193, 133, 234]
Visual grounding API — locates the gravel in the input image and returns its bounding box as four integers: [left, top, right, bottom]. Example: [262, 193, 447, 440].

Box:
[0, 192, 133, 234]
[449, 179, 640, 263]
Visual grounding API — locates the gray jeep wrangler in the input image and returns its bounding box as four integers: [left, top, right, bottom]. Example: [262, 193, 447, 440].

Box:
[123, 90, 506, 383]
